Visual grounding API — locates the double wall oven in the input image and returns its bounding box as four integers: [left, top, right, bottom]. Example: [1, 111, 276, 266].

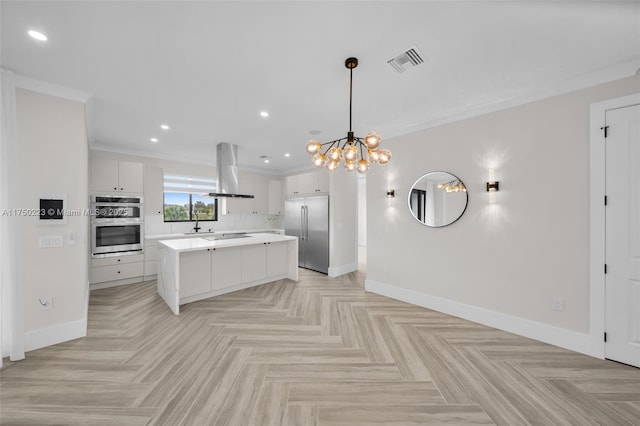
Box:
[91, 195, 143, 257]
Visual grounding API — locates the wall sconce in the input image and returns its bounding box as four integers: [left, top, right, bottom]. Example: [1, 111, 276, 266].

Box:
[486, 181, 500, 192]
[487, 169, 499, 203]
[386, 189, 395, 198]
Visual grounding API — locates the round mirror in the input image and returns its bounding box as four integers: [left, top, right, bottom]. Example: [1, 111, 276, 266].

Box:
[408, 171, 468, 227]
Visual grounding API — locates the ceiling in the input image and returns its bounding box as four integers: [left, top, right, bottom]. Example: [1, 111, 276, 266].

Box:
[2, 1, 639, 175]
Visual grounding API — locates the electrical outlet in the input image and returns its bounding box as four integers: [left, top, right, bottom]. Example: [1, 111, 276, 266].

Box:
[39, 296, 53, 311]
[552, 297, 564, 312]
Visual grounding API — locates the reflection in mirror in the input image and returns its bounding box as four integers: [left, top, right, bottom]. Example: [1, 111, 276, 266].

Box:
[408, 172, 468, 227]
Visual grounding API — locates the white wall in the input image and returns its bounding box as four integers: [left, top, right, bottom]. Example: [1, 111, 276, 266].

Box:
[328, 166, 358, 276]
[16, 88, 89, 350]
[89, 150, 283, 236]
[366, 75, 640, 355]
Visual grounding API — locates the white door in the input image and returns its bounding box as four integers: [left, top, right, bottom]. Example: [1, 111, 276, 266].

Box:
[605, 104, 640, 367]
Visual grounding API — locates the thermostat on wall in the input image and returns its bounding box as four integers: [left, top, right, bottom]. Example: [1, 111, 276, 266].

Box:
[39, 194, 67, 225]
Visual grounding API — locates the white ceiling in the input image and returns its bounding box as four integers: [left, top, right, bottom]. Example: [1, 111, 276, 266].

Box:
[2, 1, 639, 174]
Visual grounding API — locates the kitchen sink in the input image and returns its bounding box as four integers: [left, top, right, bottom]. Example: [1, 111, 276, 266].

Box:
[203, 234, 251, 241]
[183, 231, 215, 235]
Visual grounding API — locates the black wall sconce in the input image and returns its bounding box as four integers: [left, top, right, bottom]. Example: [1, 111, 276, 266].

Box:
[486, 181, 500, 192]
[386, 189, 395, 198]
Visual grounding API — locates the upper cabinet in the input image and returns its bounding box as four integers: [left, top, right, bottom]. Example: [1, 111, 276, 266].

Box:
[91, 158, 144, 194]
[224, 173, 280, 215]
[286, 171, 329, 197]
[267, 180, 283, 214]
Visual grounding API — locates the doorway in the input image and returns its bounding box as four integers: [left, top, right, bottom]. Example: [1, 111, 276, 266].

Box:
[604, 103, 640, 367]
[591, 94, 640, 368]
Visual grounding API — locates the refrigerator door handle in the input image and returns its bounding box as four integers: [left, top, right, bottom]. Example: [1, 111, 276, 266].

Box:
[300, 206, 305, 241]
[304, 206, 309, 240]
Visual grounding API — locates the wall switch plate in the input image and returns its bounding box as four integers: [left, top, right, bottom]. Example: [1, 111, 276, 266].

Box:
[39, 235, 63, 248]
[39, 296, 53, 311]
[69, 232, 76, 246]
[552, 297, 564, 312]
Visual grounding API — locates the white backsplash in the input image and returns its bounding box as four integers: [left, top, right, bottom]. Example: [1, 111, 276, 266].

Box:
[145, 213, 283, 236]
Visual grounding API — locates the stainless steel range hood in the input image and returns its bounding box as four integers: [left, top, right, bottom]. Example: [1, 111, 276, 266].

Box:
[208, 142, 254, 198]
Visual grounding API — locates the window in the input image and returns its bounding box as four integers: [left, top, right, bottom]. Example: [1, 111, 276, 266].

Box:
[163, 174, 218, 222]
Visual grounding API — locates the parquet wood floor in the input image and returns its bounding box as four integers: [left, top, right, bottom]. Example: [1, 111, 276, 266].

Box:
[2, 269, 640, 425]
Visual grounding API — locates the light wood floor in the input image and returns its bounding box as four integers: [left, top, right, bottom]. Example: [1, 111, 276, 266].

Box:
[2, 269, 640, 425]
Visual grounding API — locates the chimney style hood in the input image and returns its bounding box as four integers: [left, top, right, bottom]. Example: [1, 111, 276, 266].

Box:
[208, 142, 254, 198]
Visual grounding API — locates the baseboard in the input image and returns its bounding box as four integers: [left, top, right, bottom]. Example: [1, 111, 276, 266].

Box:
[365, 279, 601, 359]
[328, 262, 357, 277]
[24, 317, 87, 353]
[90, 277, 143, 291]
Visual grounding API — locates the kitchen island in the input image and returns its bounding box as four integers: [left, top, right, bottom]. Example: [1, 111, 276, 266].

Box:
[157, 233, 298, 314]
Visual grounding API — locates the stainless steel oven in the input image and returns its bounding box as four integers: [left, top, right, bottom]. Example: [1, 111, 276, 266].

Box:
[91, 195, 143, 221]
[91, 195, 144, 257]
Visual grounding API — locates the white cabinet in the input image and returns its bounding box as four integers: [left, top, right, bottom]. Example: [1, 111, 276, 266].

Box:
[286, 171, 329, 197]
[179, 250, 212, 298]
[181, 246, 243, 298]
[145, 165, 164, 215]
[268, 180, 283, 214]
[91, 254, 144, 285]
[90, 158, 143, 194]
[242, 244, 267, 283]
[241, 242, 288, 283]
[267, 241, 289, 277]
[211, 246, 242, 290]
[225, 173, 271, 215]
[252, 178, 268, 214]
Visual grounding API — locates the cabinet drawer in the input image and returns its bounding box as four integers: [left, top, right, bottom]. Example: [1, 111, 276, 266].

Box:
[91, 262, 143, 284]
[92, 253, 144, 268]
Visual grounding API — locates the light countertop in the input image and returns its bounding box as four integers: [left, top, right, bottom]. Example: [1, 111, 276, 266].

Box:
[146, 229, 284, 241]
[159, 233, 296, 253]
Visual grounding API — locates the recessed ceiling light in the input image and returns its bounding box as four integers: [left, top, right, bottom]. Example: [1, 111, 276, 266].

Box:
[284, 153, 291, 158]
[150, 137, 158, 143]
[28, 30, 48, 42]
[264, 159, 270, 164]
[260, 111, 269, 118]
[160, 124, 170, 130]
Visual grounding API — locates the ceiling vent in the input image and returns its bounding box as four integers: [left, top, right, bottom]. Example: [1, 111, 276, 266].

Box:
[386, 46, 425, 73]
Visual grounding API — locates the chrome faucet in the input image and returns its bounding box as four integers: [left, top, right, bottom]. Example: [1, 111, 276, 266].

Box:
[193, 210, 201, 233]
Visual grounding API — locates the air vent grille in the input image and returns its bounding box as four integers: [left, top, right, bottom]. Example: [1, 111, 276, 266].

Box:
[387, 46, 425, 73]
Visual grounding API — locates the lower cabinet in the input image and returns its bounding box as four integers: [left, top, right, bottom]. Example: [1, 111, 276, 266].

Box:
[267, 241, 289, 277]
[178, 242, 290, 302]
[212, 246, 242, 290]
[179, 250, 212, 298]
[241, 244, 267, 283]
[91, 254, 144, 285]
[242, 241, 289, 283]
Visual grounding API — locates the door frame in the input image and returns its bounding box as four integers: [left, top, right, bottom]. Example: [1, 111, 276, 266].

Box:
[589, 93, 640, 359]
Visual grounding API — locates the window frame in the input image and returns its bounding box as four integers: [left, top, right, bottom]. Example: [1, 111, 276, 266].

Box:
[163, 192, 218, 223]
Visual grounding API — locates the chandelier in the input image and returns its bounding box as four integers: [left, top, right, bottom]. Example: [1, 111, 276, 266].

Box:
[305, 57, 392, 173]
[437, 179, 467, 193]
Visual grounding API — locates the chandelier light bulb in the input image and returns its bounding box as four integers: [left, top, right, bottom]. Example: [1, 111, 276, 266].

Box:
[312, 153, 326, 168]
[364, 132, 382, 150]
[327, 146, 343, 161]
[367, 149, 380, 163]
[377, 149, 392, 165]
[326, 159, 339, 172]
[344, 144, 358, 161]
[356, 159, 370, 174]
[345, 160, 357, 172]
[306, 140, 322, 155]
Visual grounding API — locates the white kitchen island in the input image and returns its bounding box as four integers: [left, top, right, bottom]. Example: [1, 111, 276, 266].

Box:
[157, 233, 298, 314]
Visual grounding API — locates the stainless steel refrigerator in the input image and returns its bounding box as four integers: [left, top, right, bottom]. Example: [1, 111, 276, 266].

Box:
[284, 195, 329, 274]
